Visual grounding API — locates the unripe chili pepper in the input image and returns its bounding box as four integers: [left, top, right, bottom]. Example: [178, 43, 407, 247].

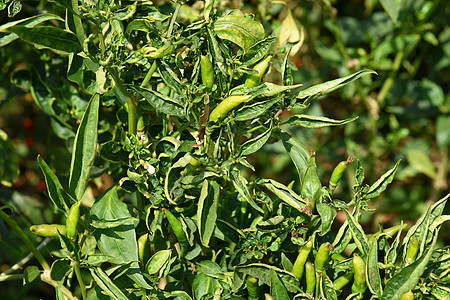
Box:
[66, 200, 82, 239]
[329, 157, 354, 191]
[30, 224, 67, 237]
[315, 242, 332, 271]
[163, 208, 188, 257]
[246, 276, 259, 300]
[138, 233, 149, 263]
[368, 223, 408, 241]
[200, 55, 214, 91]
[351, 254, 366, 294]
[405, 236, 419, 265]
[400, 290, 415, 300]
[305, 262, 316, 294]
[292, 240, 313, 280]
[333, 272, 353, 290]
[244, 56, 272, 88]
[209, 95, 252, 122]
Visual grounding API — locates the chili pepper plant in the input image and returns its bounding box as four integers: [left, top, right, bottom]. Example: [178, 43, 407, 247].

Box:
[0, 1, 449, 299]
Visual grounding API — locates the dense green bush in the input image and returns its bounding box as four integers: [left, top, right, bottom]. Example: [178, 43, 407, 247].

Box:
[0, 1, 448, 299]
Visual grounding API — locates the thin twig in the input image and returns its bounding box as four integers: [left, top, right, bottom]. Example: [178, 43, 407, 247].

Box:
[1, 237, 52, 276]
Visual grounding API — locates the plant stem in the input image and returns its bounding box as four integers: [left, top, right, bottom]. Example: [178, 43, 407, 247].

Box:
[140, 60, 157, 88]
[41, 270, 80, 300]
[106, 66, 138, 134]
[0, 274, 23, 281]
[0, 210, 50, 270]
[377, 50, 405, 104]
[74, 261, 87, 300]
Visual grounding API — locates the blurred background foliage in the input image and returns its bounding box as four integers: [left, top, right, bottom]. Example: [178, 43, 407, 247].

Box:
[0, 0, 449, 297]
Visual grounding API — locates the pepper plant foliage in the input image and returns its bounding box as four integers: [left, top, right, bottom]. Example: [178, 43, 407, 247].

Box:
[0, 1, 449, 300]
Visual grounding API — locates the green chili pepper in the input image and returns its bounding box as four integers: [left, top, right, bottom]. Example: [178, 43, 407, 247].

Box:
[351, 254, 366, 294]
[315, 242, 332, 271]
[305, 262, 316, 294]
[200, 55, 214, 91]
[250, 215, 263, 228]
[292, 240, 313, 280]
[333, 272, 353, 290]
[244, 56, 272, 88]
[246, 276, 259, 300]
[400, 290, 414, 300]
[138, 233, 149, 263]
[30, 224, 67, 237]
[405, 236, 419, 265]
[209, 94, 252, 122]
[66, 200, 82, 239]
[163, 208, 188, 257]
[329, 157, 354, 191]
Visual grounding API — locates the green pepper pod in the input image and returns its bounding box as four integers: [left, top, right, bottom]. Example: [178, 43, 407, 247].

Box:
[163, 208, 188, 257]
[329, 157, 354, 191]
[138, 233, 149, 263]
[209, 95, 252, 122]
[315, 242, 332, 271]
[200, 55, 214, 91]
[400, 290, 414, 300]
[66, 200, 82, 239]
[246, 276, 259, 300]
[30, 224, 67, 237]
[305, 262, 316, 294]
[292, 240, 313, 280]
[244, 56, 272, 88]
[351, 254, 366, 294]
[333, 272, 353, 290]
[405, 236, 419, 265]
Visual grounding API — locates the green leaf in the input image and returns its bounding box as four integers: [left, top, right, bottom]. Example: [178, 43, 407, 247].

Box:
[436, 115, 450, 149]
[317, 203, 337, 235]
[237, 263, 299, 292]
[50, 259, 72, 283]
[300, 153, 322, 209]
[344, 210, 369, 256]
[385, 221, 404, 265]
[382, 228, 439, 300]
[90, 267, 129, 300]
[296, 70, 376, 105]
[98, 141, 129, 165]
[367, 238, 383, 297]
[260, 179, 307, 213]
[282, 115, 358, 128]
[7, 26, 82, 54]
[69, 94, 100, 200]
[91, 186, 151, 289]
[213, 14, 265, 52]
[404, 149, 437, 179]
[0, 129, 19, 187]
[231, 168, 263, 213]
[240, 121, 273, 156]
[192, 272, 221, 300]
[132, 85, 184, 117]
[146, 250, 172, 275]
[0, 13, 64, 47]
[402, 193, 449, 258]
[281, 130, 310, 183]
[234, 95, 281, 121]
[197, 180, 219, 247]
[320, 272, 337, 300]
[365, 160, 400, 199]
[270, 269, 290, 300]
[380, 0, 401, 24]
[261, 83, 303, 97]
[90, 217, 139, 229]
[37, 155, 71, 212]
[23, 265, 40, 285]
[243, 37, 277, 65]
